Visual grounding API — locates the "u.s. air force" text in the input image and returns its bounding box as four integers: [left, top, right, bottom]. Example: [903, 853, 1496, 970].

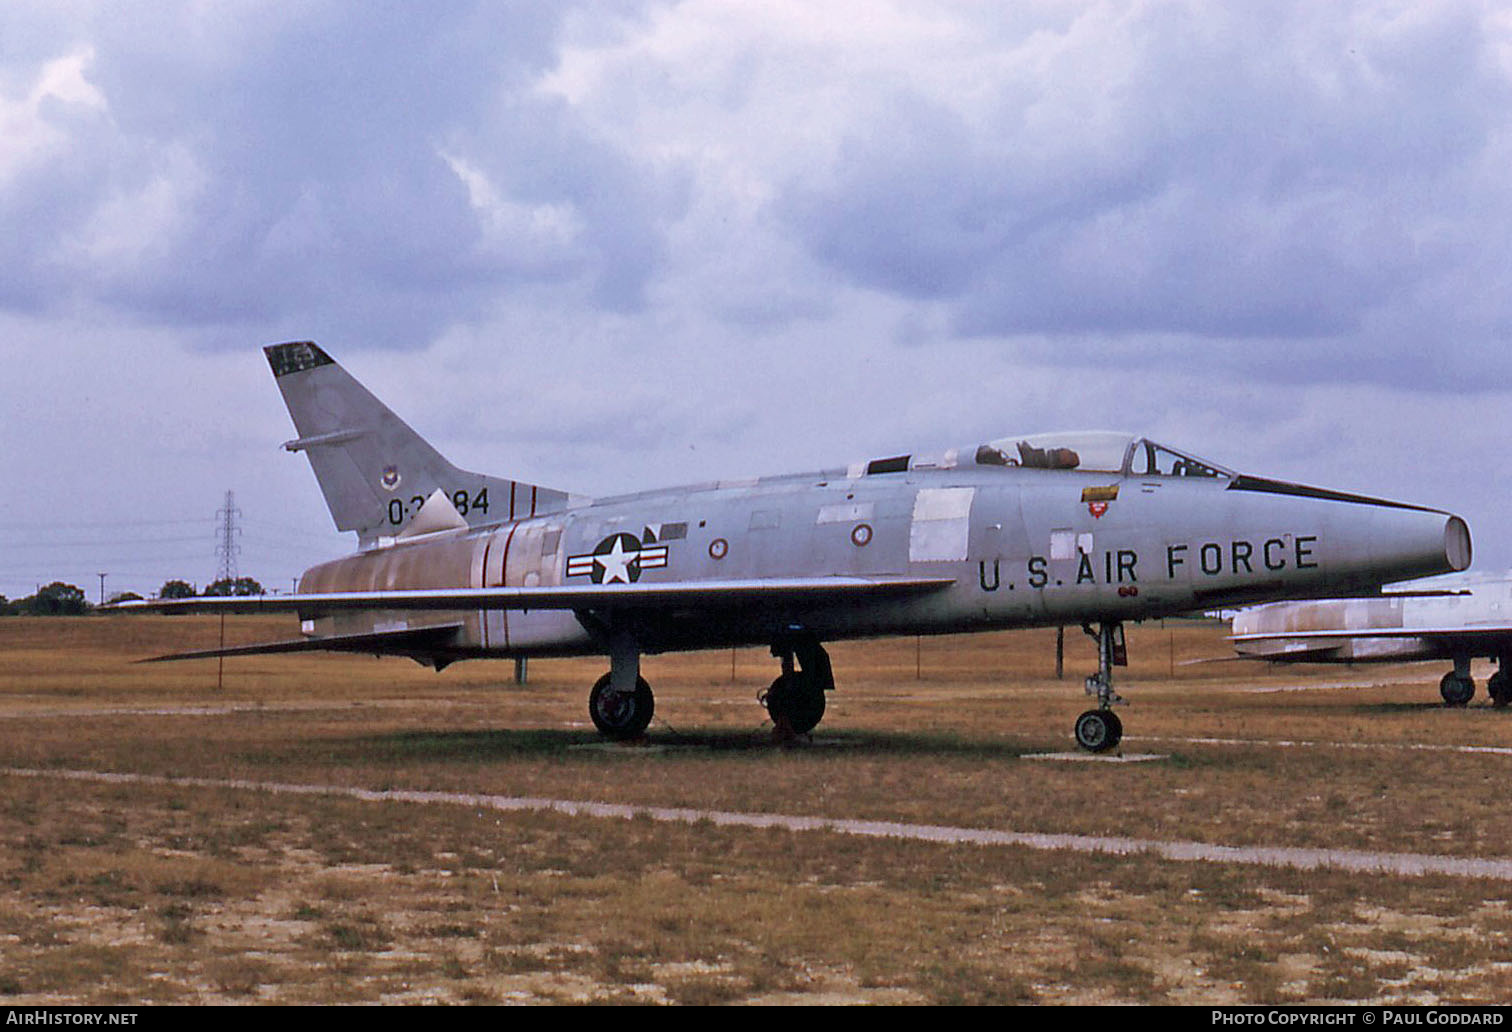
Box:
[978, 536, 1319, 590]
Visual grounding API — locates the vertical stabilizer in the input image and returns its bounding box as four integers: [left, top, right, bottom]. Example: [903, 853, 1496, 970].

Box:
[265, 342, 571, 544]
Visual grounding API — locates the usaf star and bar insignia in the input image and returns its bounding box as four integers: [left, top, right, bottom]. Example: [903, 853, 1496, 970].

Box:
[566, 527, 674, 585]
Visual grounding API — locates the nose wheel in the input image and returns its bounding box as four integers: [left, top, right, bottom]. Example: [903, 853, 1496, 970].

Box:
[1074, 708, 1123, 752]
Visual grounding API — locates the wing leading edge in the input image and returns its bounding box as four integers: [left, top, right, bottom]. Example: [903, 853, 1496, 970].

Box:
[111, 575, 956, 617]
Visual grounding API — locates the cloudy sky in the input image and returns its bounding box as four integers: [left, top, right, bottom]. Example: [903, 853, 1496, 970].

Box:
[2, 0, 1510, 601]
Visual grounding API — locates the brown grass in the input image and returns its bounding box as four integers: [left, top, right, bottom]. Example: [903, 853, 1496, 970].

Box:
[2, 614, 1512, 1003]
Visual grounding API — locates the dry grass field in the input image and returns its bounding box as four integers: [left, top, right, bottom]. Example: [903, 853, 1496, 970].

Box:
[3, 613, 1512, 1005]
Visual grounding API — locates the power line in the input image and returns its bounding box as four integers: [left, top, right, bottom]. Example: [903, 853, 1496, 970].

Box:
[0, 517, 218, 531]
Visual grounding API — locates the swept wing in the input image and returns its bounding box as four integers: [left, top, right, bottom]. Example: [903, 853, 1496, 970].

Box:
[113, 575, 955, 616]
[118, 575, 954, 663]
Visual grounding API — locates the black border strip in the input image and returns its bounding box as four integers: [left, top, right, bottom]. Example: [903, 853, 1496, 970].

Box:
[1227, 474, 1442, 513]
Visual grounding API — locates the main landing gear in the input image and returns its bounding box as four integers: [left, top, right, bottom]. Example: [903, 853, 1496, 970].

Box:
[1440, 666, 1475, 708]
[1075, 621, 1126, 753]
[1435, 652, 1512, 708]
[588, 631, 655, 739]
[761, 636, 834, 737]
[588, 673, 654, 737]
[583, 632, 837, 742]
[1435, 654, 1512, 708]
[1489, 657, 1512, 709]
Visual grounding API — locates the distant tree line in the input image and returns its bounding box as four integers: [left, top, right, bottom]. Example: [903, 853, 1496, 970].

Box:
[0, 577, 264, 616]
[0, 582, 91, 616]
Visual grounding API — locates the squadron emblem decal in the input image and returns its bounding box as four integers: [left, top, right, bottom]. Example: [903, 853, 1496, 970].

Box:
[380, 466, 401, 491]
[1081, 485, 1117, 520]
[566, 533, 669, 585]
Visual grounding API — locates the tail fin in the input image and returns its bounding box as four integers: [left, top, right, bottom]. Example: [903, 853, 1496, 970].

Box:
[265, 342, 571, 544]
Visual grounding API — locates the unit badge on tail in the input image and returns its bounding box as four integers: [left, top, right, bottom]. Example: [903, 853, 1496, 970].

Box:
[567, 533, 670, 584]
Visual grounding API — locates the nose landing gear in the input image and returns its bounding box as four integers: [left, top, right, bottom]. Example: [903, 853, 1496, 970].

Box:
[1075, 621, 1126, 753]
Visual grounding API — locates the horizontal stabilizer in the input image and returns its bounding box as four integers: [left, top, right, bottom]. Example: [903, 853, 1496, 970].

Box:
[140, 622, 464, 663]
[1228, 641, 1349, 662]
[109, 575, 956, 617]
[1179, 654, 1308, 665]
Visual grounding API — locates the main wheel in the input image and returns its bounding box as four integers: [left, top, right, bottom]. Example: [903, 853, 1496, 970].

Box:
[763, 672, 827, 734]
[589, 674, 654, 738]
[1489, 671, 1512, 709]
[1440, 671, 1475, 707]
[1073, 709, 1123, 753]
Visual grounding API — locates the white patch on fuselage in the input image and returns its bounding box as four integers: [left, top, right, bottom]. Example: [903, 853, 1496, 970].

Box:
[909, 487, 974, 563]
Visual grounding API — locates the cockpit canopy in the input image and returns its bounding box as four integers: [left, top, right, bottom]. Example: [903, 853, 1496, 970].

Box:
[972, 432, 1231, 479]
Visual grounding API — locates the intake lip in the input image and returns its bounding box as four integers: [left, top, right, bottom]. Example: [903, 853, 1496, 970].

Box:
[1445, 515, 1472, 572]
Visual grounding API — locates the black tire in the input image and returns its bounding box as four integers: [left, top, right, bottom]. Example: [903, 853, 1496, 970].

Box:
[764, 672, 827, 734]
[589, 673, 654, 738]
[1440, 671, 1475, 708]
[1489, 671, 1512, 709]
[1074, 709, 1123, 753]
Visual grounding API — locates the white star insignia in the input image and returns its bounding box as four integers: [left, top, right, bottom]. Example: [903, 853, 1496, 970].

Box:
[594, 536, 637, 584]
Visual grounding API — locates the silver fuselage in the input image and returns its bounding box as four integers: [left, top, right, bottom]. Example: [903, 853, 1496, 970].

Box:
[298, 462, 1469, 662]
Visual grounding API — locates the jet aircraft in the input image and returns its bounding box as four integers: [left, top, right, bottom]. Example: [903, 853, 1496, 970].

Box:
[118, 342, 1472, 751]
[1231, 575, 1512, 707]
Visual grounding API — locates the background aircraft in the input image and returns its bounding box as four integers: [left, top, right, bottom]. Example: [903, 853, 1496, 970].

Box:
[1231, 575, 1512, 706]
[118, 342, 1472, 751]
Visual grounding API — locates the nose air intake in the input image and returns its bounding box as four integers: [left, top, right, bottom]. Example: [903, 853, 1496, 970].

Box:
[1372, 509, 1471, 584]
[1445, 515, 1472, 572]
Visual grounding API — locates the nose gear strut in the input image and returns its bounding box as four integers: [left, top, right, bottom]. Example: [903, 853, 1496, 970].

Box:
[1074, 621, 1125, 752]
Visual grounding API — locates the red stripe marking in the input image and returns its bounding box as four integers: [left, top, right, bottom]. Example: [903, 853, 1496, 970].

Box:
[498, 520, 520, 650]
[479, 533, 495, 650]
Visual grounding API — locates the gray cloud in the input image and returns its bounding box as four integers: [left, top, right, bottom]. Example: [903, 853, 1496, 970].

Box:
[774, 2, 1512, 386]
[0, 2, 678, 348]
